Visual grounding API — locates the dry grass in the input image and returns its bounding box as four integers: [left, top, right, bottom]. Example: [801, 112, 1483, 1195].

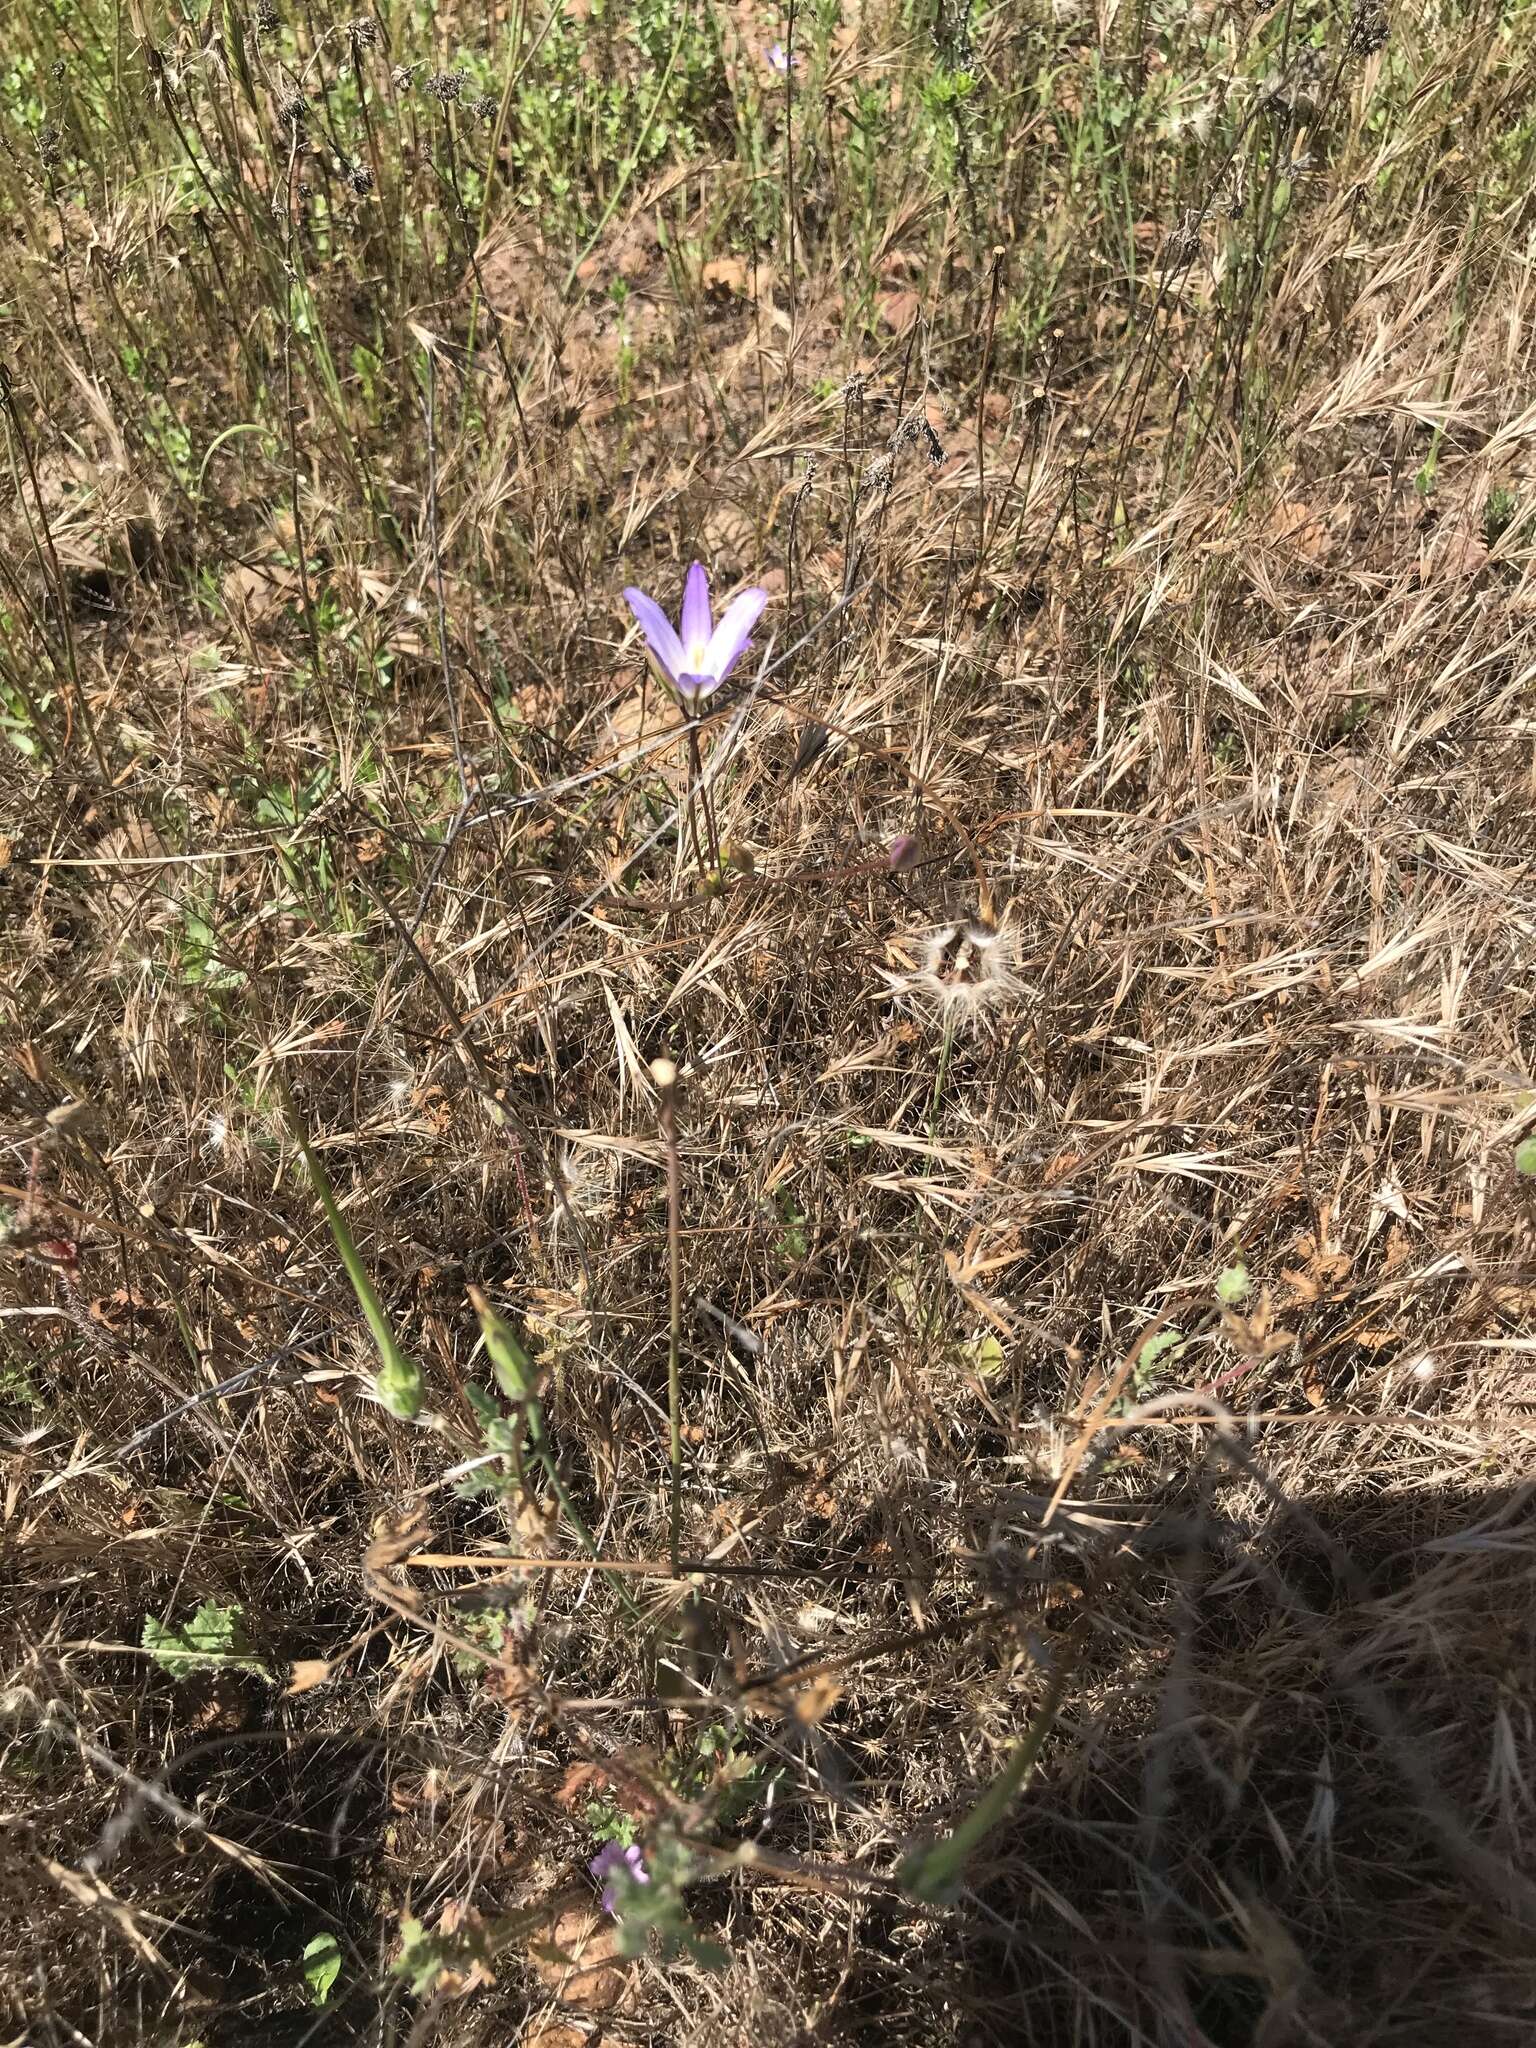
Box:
[4, 1, 1536, 2042]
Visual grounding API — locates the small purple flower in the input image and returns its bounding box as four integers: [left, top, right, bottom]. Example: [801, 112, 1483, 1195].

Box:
[765, 40, 799, 73]
[622, 560, 769, 701]
[589, 1840, 649, 1916]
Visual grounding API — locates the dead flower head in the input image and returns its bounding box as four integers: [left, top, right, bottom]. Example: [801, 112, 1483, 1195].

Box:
[888, 912, 1023, 1025]
[425, 68, 465, 106]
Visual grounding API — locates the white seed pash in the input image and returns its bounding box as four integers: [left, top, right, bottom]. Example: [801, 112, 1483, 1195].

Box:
[897, 914, 1023, 1021]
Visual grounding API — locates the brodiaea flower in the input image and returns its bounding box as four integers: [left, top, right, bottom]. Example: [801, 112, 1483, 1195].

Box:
[623, 561, 769, 701]
[765, 41, 799, 73]
[589, 1840, 649, 1916]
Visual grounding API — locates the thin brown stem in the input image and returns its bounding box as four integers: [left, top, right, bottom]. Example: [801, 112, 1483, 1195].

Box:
[421, 340, 470, 803]
[654, 1058, 685, 1578]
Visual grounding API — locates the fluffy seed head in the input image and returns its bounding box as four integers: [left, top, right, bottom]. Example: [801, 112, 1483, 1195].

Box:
[894, 914, 1023, 1025]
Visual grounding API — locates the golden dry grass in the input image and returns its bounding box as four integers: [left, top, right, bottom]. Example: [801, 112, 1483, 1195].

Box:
[3, 1, 1536, 2042]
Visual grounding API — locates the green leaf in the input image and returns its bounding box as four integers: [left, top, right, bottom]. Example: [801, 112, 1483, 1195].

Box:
[142, 1613, 196, 1680]
[302, 1932, 342, 2006]
[142, 1600, 266, 1680]
[1139, 1326, 1184, 1365]
[183, 1599, 240, 1660]
[274, 1074, 424, 1420]
[585, 1798, 637, 1845]
[1215, 1263, 1250, 1305]
[1516, 1135, 1536, 1178]
[774, 1194, 808, 1262]
[393, 1913, 446, 1997]
[962, 1334, 1006, 1378]
[1129, 1326, 1187, 1399]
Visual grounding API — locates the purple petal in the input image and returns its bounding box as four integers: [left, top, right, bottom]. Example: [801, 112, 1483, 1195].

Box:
[589, 1840, 648, 1918]
[676, 672, 718, 700]
[622, 588, 685, 686]
[680, 561, 712, 667]
[702, 586, 769, 686]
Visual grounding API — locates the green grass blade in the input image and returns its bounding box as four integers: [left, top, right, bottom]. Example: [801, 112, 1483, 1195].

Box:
[275, 1074, 424, 1420]
[898, 1648, 1074, 1903]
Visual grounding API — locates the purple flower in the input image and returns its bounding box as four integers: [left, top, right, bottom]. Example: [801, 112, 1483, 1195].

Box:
[589, 1840, 649, 1916]
[623, 560, 769, 701]
[765, 41, 797, 73]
